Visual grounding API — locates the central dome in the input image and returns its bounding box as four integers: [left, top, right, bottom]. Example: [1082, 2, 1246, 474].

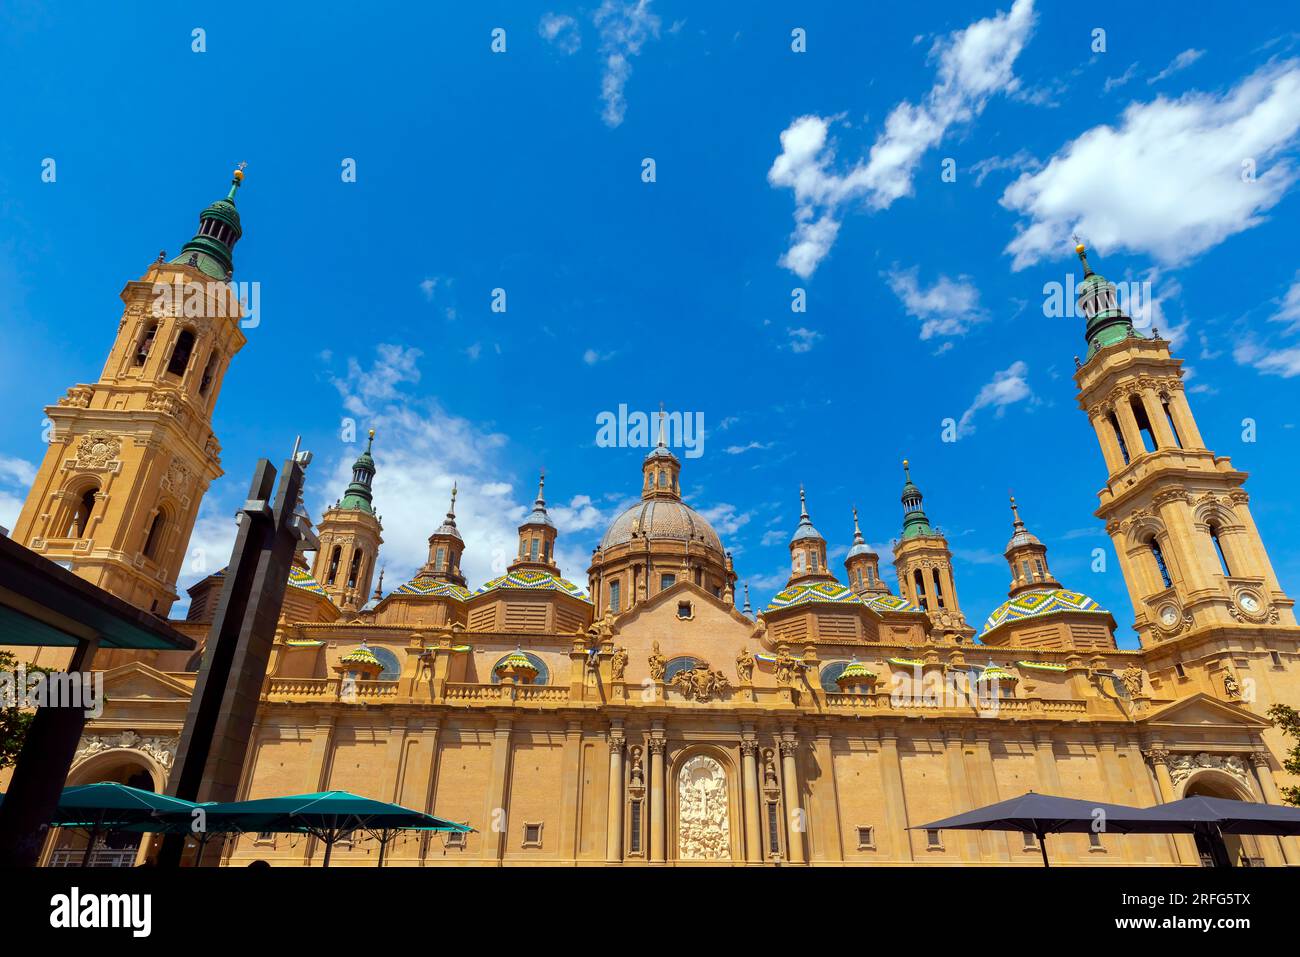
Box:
[600, 499, 724, 553]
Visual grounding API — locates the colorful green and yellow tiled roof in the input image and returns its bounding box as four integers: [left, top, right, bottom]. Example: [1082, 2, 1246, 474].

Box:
[765, 581, 864, 611]
[475, 569, 589, 601]
[1017, 660, 1068, 672]
[836, 661, 878, 685]
[288, 565, 329, 596]
[861, 593, 924, 615]
[976, 664, 1019, 684]
[980, 588, 1108, 637]
[393, 576, 472, 601]
[340, 645, 381, 668]
[494, 650, 538, 675]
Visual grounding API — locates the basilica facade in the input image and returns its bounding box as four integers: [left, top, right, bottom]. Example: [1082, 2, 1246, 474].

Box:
[4, 173, 1299, 866]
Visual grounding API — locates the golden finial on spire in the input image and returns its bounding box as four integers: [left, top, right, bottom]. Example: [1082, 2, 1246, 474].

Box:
[233, 161, 247, 183]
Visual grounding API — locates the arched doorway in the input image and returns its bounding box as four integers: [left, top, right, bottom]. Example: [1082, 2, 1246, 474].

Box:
[1183, 773, 1267, 867]
[48, 755, 161, 867]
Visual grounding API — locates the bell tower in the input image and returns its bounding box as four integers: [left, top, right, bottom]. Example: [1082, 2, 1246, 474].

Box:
[891, 460, 974, 641]
[418, 483, 467, 586]
[787, 487, 833, 587]
[11, 167, 250, 617]
[1072, 243, 1295, 646]
[510, 473, 560, 575]
[313, 430, 384, 611]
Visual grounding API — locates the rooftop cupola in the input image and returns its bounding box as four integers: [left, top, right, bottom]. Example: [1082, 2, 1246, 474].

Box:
[172, 164, 246, 280]
[1004, 495, 1061, 596]
[642, 405, 683, 500]
[787, 486, 834, 587]
[1075, 243, 1139, 360]
[900, 459, 935, 539]
[845, 508, 887, 596]
[510, 472, 560, 574]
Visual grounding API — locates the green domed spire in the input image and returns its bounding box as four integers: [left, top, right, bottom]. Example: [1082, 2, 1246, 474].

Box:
[338, 430, 378, 514]
[171, 164, 246, 280]
[899, 459, 934, 539]
[1075, 243, 1139, 360]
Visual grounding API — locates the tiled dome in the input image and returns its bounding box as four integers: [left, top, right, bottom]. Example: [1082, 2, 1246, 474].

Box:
[475, 569, 589, 600]
[980, 588, 1108, 637]
[765, 581, 864, 610]
[600, 499, 724, 552]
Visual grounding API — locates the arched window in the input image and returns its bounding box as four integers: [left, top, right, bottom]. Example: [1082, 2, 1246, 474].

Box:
[1148, 538, 1173, 589]
[166, 328, 196, 378]
[662, 656, 697, 684]
[529, 538, 540, 561]
[135, 323, 158, 366]
[326, 545, 341, 585]
[913, 568, 929, 611]
[435, 546, 446, 571]
[1162, 398, 1183, 448]
[809, 550, 819, 573]
[142, 511, 165, 560]
[1021, 560, 1032, 583]
[608, 580, 621, 613]
[198, 352, 218, 396]
[1108, 412, 1130, 465]
[1209, 524, 1232, 578]
[66, 486, 98, 537]
[347, 550, 363, 590]
[931, 568, 946, 608]
[657, 470, 666, 487]
[1129, 395, 1157, 453]
[1034, 559, 1045, 580]
[819, 660, 850, 693]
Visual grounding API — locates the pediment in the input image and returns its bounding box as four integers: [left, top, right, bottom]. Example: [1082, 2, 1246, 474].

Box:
[613, 579, 755, 632]
[1139, 692, 1273, 730]
[100, 661, 194, 701]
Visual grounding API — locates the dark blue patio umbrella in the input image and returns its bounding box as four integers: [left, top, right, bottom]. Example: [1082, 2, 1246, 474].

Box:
[912, 791, 1155, 866]
[1126, 796, 1300, 867]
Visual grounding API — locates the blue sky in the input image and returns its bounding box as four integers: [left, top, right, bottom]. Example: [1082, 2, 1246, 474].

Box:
[2, 1, 1300, 646]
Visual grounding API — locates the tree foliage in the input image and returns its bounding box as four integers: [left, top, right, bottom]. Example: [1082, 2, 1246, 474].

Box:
[1266, 703, 1300, 806]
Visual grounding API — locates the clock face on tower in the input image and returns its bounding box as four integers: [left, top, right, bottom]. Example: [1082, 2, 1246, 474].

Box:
[1159, 605, 1179, 627]
[1239, 593, 1261, 614]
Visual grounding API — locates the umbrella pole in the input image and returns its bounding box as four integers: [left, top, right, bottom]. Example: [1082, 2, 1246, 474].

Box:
[81, 811, 104, 868]
[322, 832, 333, 868]
[1038, 832, 1050, 868]
[377, 830, 388, 868]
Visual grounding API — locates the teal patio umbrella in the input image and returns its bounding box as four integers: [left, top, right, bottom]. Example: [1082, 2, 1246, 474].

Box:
[52, 783, 204, 867]
[203, 791, 472, 866]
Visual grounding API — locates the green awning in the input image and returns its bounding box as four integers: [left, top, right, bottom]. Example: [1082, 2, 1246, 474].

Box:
[0, 535, 194, 651]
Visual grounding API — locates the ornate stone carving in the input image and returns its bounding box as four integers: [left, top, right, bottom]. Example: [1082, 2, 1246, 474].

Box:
[740, 740, 757, 758]
[146, 389, 184, 417]
[762, 749, 779, 791]
[670, 660, 730, 702]
[59, 386, 93, 408]
[1119, 664, 1145, 697]
[611, 646, 628, 680]
[609, 731, 625, 753]
[779, 739, 798, 759]
[1142, 747, 1170, 766]
[1222, 671, 1241, 699]
[628, 746, 644, 789]
[73, 431, 121, 470]
[73, 730, 177, 770]
[161, 458, 192, 496]
[677, 754, 730, 860]
[1167, 752, 1250, 788]
[648, 738, 666, 756]
[774, 647, 800, 686]
[735, 647, 754, 684]
[647, 642, 665, 682]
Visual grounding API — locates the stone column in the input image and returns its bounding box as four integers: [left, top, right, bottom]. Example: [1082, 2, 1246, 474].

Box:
[780, 736, 805, 864]
[971, 730, 1010, 861]
[606, 724, 625, 864]
[557, 721, 584, 865]
[481, 716, 513, 862]
[1142, 388, 1178, 449]
[878, 726, 913, 862]
[741, 738, 762, 864]
[1091, 413, 1126, 474]
[1250, 751, 1299, 865]
[649, 736, 666, 863]
[1144, 747, 1197, 864]
[1165, 387, 1204, 448]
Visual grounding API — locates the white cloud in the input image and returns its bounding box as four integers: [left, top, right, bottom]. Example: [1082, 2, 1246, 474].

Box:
[787, 327, 822, 353]
[885, 266, 987, 339]
[1149, 48, 1204, 85]
[1104, 62, 1139, 93]
[957, 360, 1035, 436]
[767, 0, 1036, 277]
[1269, 271, 1300, 331]
[969, 149, 1041, 186]
[419, 278, 438, 301]
[1234, 338, 1300, 378]
[594, 0, 661, 128]
[0, 454, 37, 533]
[1002, 60, 1300, 270]
[583, 347, 615, 365]
[539, 12, 582, 54]
[695, 503, 752, 537]
[325, 345, 598, 588]
[760, 529, 786, 547]
[724, 441, 771, 455]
